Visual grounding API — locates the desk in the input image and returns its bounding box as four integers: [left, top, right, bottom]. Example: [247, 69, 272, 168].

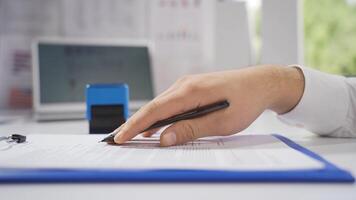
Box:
[0, 111, 355, 200]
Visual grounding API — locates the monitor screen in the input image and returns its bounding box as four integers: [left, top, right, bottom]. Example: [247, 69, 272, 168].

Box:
[38, 43, 154, 104]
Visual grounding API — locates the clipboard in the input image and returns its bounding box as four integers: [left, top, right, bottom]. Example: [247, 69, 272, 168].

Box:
[0, 134, 354, 183]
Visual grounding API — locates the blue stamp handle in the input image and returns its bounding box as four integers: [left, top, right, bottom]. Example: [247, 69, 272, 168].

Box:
[86, 83, 129, 121]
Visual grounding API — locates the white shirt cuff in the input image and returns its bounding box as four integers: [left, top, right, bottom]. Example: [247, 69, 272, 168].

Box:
[277, 65, 350, 136]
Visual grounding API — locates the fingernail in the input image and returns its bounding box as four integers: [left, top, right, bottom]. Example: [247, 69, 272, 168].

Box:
[113, 124, 126, 143]
[162, 132, 176, 146]
[114, 130, 124, 144]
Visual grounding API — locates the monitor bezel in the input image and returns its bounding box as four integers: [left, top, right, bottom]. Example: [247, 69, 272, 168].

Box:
[32, 37, 155, 114]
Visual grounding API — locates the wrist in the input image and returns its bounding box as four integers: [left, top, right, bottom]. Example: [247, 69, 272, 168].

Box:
[267, 65, 305, 114]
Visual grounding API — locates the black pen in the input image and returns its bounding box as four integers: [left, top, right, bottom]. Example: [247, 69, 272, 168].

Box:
[100, 100, 230, 143]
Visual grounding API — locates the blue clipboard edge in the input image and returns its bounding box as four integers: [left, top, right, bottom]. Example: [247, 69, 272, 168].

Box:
[0, 134, 354, 183]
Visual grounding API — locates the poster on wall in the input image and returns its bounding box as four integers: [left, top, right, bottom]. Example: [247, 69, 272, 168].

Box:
[0, 0, 60, 109]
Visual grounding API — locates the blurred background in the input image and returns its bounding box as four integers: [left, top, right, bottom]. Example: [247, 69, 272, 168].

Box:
[0, 0, 355, 111]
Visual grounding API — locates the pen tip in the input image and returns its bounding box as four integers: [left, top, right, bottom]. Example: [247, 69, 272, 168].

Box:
[99, 138, 108, 143]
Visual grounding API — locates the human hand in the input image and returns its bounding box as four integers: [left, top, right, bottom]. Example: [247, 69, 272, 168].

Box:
[112, 65, 304, 146]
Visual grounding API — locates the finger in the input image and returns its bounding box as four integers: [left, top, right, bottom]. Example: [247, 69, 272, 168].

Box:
[159, 110, 228, 147]
[142, 127, 160, 137]
[110, 86, 177, 140]
[114, 92, 203, 144]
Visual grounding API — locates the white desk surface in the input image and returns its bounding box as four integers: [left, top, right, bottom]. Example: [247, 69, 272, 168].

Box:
[0, 110, 355, 200]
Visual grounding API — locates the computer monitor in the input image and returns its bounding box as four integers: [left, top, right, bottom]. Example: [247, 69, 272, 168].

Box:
[32, 38, 154, 121]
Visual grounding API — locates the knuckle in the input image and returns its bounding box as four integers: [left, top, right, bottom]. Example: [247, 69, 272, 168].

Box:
[182, 80, 200, 94]
[175, 75, 203, 95]
[180, 121, 198, 141]
[177, 75, 193, 83]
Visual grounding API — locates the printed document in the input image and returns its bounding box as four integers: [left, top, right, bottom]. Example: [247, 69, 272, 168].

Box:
[0, 134, 324, 171]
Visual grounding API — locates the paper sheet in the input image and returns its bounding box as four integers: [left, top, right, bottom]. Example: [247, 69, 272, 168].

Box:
[149, 0, 215, 94]
[0, 134, 324, 171]
[61, 0, 147, 38]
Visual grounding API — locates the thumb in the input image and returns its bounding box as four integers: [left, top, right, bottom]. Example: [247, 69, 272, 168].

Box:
[160, 119, 206, 147]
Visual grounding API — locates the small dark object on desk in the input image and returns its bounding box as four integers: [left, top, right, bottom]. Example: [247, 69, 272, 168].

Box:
[11, 134, 26, 143]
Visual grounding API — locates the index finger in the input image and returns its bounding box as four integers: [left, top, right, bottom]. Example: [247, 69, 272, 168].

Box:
[114, 90, 202, 144]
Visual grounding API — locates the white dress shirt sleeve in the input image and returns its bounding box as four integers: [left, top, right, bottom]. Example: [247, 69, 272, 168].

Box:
[277, 66, 356, 137]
